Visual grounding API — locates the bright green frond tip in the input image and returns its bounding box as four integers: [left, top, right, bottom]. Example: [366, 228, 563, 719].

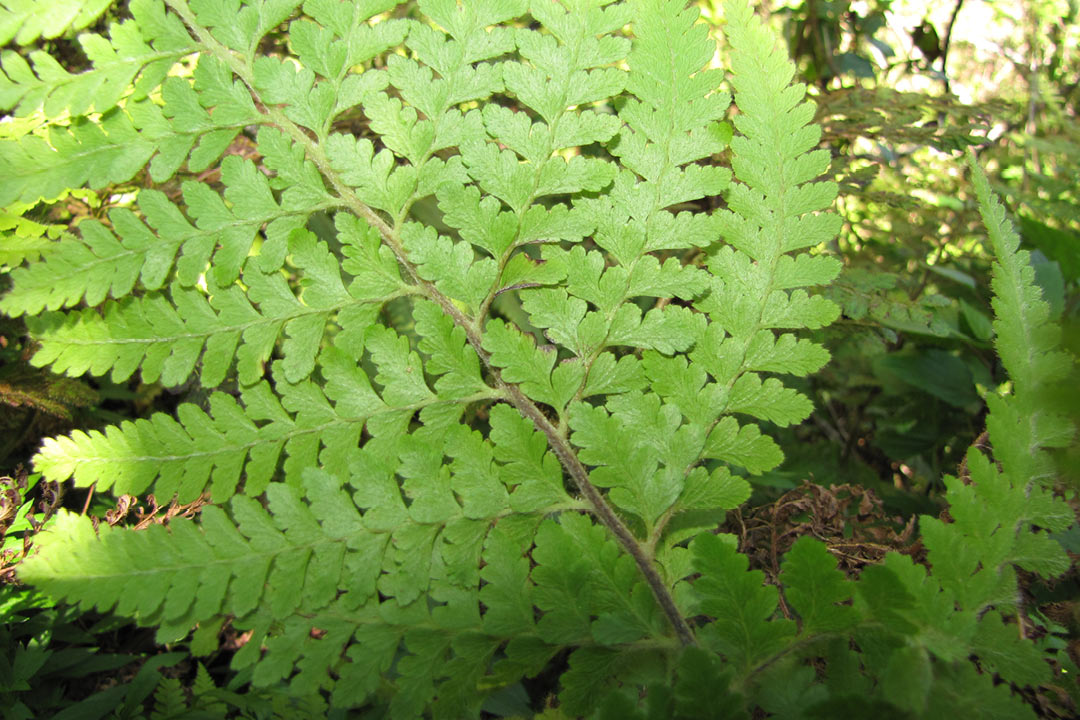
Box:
[968, 150, 1076, 488]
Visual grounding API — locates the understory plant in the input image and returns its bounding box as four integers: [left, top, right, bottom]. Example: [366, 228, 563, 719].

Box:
[0, 0, 1076, 717]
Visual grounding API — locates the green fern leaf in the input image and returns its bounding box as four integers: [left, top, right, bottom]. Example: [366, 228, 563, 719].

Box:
[969, 152, 1076, 487]
[1, 159, 336, 317]
[30, 334, 495, 501]
[186, 0, 302, 54]
[0, 0, 193, 116]
[910, 159, 1075, 638]
[919, 454, 1070, 614]
[691, 533, 796, 673]
[926, 663, 1038, 719]
[0, 111, 155, 206]
[779, 536, 856, 634]
[21, 224, 410, 387]
[690, 0, 842, 449]
[0, 0, 113, 46]
[489, 403, 581, 512]
[0, 0, 933, 716]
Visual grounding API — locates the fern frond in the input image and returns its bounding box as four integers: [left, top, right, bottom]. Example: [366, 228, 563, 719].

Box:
[33, 315, 500, 501]
[11, 0, 1013, 715]
[325, 0, 529, 312]
[20, 474, 385, 627]
[0, 111, 156, 207]
[0, 0, 113, 47]
[695, 0, 841, 370]
[691, 533, 795, 672]
[581, 0, 839, 565]
[136, 53, 267, 181]
[0, 194, 70, 266]
[20, 467, 657, 716]
[0, 0, 194, 116]
[969, 152, 1076, 487]
[744, 155, 1077, 713]
[908, 156, 1075, 672]
[150, 677, 187, 718]
[919, 450, 1072, 616]
[21, 223, 408, 387]
[778, 535, 856, 635]
[2, 152, 338, 318]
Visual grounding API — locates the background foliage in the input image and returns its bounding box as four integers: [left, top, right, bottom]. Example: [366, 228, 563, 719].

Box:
[1, 0, 1078, 717]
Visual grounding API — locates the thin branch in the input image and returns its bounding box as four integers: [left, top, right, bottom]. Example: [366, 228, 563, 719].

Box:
[80, 482, 95, 516]
[941, 0, 966, 94]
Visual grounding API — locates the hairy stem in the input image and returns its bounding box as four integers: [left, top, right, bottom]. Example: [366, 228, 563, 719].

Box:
[164, 0, 695, 647]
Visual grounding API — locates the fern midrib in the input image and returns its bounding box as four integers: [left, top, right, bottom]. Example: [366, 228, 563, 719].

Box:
[162, 0, 696, 647]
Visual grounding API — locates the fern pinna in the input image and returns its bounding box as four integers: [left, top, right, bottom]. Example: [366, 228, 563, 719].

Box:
[3, 0, 1074, 717]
